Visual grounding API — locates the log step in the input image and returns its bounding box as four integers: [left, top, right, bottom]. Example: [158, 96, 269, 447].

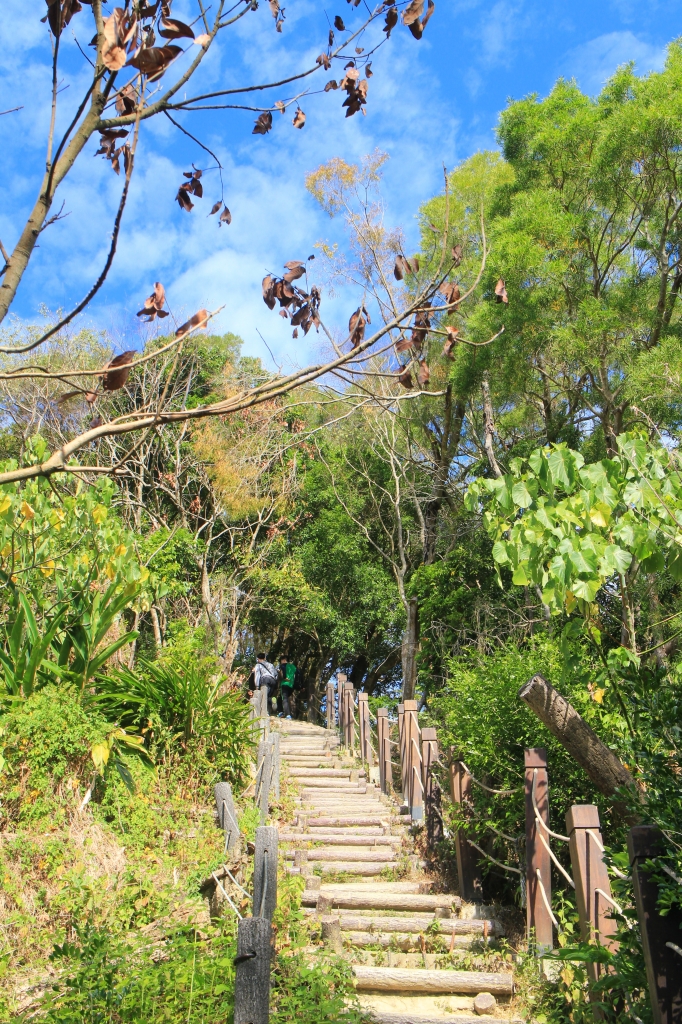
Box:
[289, 769, 352, 778]
[343, 931, 485, 950]
[337, 916, 500, 936]
[365, 1015, 510, 1024]
[291, 861, 398, 876]
[302, 892, 456, 912]
[304, 816, 391, 827]
[285, 848, 396, 861]
[279, 833, 401, 846]
[352, 966, 513, 995]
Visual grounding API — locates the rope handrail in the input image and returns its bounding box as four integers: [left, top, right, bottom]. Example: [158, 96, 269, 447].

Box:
[595, 887, 626, 919]
[467, 838, 522, 875]
[532, 769, 569, 842]
[586, 828, 629, 880]
[412, 763, 424, 795]
[212, 871, 243, 920]
[243, 754, 266, 799]
[460, 761, 521, 796]
[536, 868, 559, 928]
[222, 864, 251, 899]
[538, 830, 575, 889]
[666, 941, 682, 958]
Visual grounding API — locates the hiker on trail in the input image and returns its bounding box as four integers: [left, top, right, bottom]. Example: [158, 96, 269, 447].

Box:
[279, 655, 296, 719]
[252, 653, 278, 715]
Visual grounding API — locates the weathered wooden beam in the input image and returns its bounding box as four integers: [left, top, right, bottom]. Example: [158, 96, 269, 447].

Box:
[358, 692, 373, 766]
[313, 891, 456, 913]
[525, 747, 553, 953]
[269, 732, 280, 802]
[628, 825, 682, 1024]
[256, 739, 272, 823]
[519, 675, 633, 797]
[234, 917, 272, 1024]
[566, 803, 618, 992]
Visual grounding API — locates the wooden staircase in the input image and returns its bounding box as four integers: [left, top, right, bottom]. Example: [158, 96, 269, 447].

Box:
[275, 718, 516, 1024]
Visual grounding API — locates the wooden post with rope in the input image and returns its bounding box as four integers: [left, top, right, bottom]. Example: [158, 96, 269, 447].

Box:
[377, 707, 391, 795]
[448, 757, 483, 902]
[397, 702, 407, 805]
[421, 727, 443, 846]
[326, 680, 335, 730]
[337, 672, 347, 739]
[403, 699, 423, 821]
[525, 747, 553, 953]
[358, 692, 372, 766]
[566, 804, 618, 991]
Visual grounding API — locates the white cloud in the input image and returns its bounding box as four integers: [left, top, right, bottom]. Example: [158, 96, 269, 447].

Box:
[562, 31, 666, 95]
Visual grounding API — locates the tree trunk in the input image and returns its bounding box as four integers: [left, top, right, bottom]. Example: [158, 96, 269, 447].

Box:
[518, 674, 633, 797]
[150, 606, 163, 649]
[402, 596, 419, 702]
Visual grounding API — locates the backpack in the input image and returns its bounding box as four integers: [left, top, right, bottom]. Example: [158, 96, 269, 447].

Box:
[259, 661, 278, 686]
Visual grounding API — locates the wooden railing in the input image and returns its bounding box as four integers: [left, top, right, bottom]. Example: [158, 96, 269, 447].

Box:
[330, 675, 682, 1019]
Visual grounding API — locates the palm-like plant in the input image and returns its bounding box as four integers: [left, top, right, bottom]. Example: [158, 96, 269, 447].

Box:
[95, 657, 254, 787]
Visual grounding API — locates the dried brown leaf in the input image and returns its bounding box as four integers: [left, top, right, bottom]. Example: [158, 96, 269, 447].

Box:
[103, 351, 135, 392]
[220, 206, 232, 225]
[452, 243, 462, 266]
[292, 107, 306, 129]
[417, 360, 430, 386]
[397, 366, 413, 389]
[175, 309, 209, 340]
[402, 0, 424, 25]
[130, 44, 181, 79]
[252, 111, 273, 135]
[324, 80, 339, 91]
[334, 14, 345, 29]
[442, 326, 458, 358]
[495, 277, 508, 304]
[383, 6, 398, 35]
[316, 52, 331, 69]
[262, 276, 276, 310]
[209, 201, 221, 215]
[158, 16, 194, 39]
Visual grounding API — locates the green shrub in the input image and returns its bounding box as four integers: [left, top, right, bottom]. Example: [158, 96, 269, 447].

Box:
[0, 685, 108, 827]
[94, 657, 254, 791]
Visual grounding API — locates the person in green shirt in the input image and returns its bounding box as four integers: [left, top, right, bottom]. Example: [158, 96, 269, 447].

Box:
[279, 656, 296, 719]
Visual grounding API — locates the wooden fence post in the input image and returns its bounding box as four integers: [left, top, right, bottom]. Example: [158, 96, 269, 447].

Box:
[566, 804, 618, 991]
[397, 703, 406, 803]
[525, 747, 553, 953]
[448, 757, 483, 901]
[214, 781, 239, 854]
[421, 727, 443, 846]
[377, 708, 391, 795]
[358, 693, 372, 766]
[326, 680, 335, 730]
[628, 825, 682, 1024]
[343, 684, 356, 751]
[403, 699, 423, 821]
[253, 825, 278, 922]
[234, 917, 272, 1024]
[337, 673, 347, 738]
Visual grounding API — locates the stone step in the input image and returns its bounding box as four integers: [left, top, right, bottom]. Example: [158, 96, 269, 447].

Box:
[352, 966, 513, 996]
[285, 848, 396, 862]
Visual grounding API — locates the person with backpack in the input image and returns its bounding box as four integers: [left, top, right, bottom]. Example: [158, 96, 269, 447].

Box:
[253, 653, 278, 715]
[279, 655, 296, 719]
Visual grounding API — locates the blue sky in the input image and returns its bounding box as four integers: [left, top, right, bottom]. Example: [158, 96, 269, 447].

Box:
[0, 0, 677, 370]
